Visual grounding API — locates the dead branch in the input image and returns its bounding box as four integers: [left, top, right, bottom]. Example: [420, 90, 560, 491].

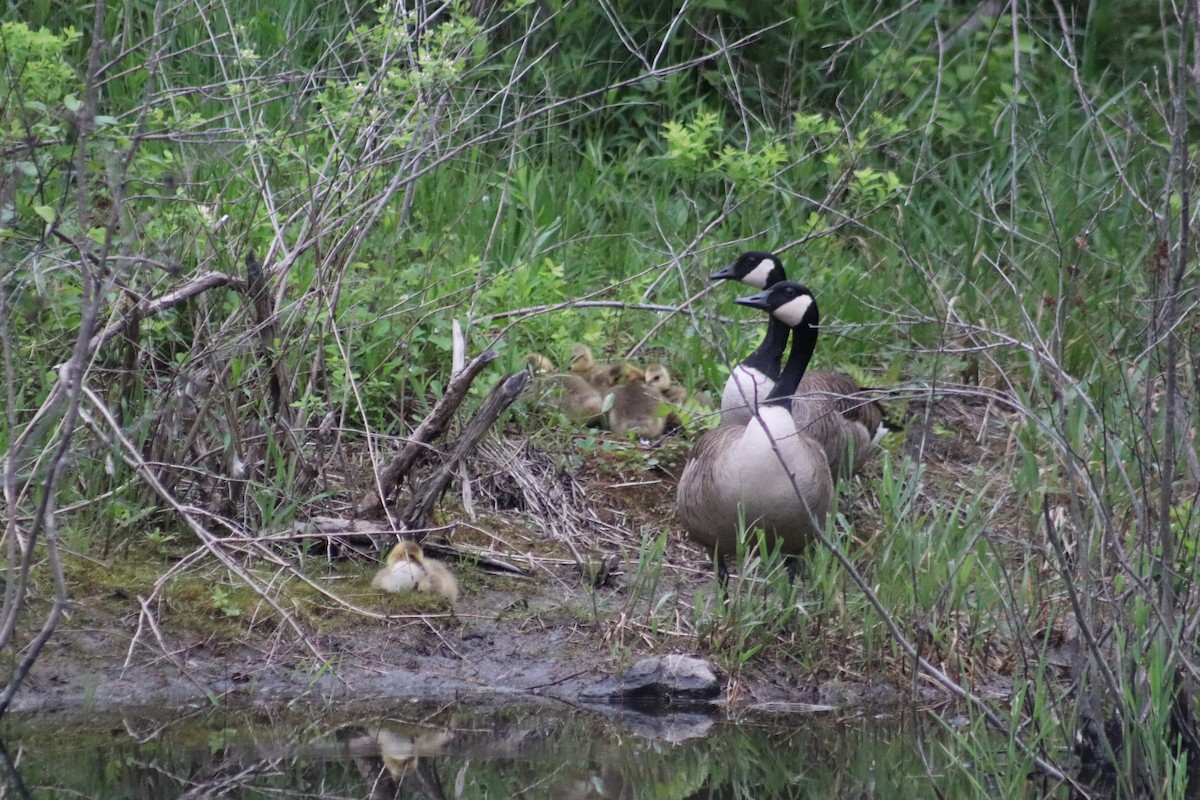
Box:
[86, 270, 244, 356]
[358, 349, 499, 517]
[245, 251, 287, 420]
[399, 369, 530, 533]
[282, 516, 529, 575]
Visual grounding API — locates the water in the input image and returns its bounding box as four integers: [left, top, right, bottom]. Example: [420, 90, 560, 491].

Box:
[3, 700, 988, 798]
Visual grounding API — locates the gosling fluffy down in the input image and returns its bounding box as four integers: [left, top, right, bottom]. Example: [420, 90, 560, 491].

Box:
[569, 344, 626, 389]
[526, 353, 606, 425]
[372, 541, 458, 605]
[606, 364, 673, 438]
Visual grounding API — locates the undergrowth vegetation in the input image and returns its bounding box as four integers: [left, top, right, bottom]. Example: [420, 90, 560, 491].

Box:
[3, 0, 1199, 795]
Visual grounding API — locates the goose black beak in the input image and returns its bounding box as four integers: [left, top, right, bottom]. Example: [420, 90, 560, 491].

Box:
[709, 263, 739, 281]
[734, 290, 771, 311]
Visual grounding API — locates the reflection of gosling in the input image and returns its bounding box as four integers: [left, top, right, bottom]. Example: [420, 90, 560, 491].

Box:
[527, 353, 605, 425]
[569, 344, 624, 389]
[377, 727, 453, 781]
[607, 364, 673, 438]
[372, 541, 458, 605]
[337, 725, 453, 785]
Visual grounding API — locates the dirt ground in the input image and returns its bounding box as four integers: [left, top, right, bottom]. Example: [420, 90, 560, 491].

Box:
[10, 393, 1012, 719]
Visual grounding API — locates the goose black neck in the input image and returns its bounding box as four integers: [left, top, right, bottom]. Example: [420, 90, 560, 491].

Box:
[764, 311, 818, 408]
[742, 270, 788, 379]
[741, 317, 788, 379]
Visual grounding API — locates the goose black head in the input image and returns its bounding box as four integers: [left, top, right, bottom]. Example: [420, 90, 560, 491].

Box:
[735, 281, 818, 329]
[709, 251, 785, 290]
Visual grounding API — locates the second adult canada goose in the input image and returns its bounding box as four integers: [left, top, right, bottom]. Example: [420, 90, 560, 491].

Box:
[676, 281, 834, 584]
[710, 250, 893, 478]
[710, 252, 788, 423]
[372, 540, 459, 605]
[607, 364, 673, 438]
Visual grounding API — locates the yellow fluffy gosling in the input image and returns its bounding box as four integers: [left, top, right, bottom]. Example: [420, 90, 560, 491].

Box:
[372, 541, 458, 605]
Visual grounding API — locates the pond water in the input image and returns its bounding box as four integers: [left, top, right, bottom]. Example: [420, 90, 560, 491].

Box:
[3, 699, 1008, 798]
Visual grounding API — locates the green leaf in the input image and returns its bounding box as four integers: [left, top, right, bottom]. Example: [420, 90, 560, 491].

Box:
[33, 206, 56, 224]
[64, 94, 82, 112]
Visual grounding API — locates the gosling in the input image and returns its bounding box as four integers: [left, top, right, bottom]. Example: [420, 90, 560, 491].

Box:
[569, 344, 625, 389]
[606, 363, 673, 438]
[526, 353, 607, 425]
[372, 541, 459, 605]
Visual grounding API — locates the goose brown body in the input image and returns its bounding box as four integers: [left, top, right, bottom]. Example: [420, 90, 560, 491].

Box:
[788, 371, 885, 480]
[677, 406, 832, 559]
[677, 282, 834, 571]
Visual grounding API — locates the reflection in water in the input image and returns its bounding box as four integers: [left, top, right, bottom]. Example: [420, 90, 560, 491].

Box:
[3, 702, 986, 798]
[337, 725, 453, 799]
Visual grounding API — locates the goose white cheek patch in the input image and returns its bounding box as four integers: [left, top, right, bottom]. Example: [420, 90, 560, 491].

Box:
[742, 258, 776, 289]
[772, 294, 813, 328]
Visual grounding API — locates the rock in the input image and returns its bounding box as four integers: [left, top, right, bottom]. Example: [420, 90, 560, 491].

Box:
[580, 654, 722, 707]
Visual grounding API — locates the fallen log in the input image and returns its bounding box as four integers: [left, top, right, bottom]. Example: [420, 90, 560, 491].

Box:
[399, 369, 530, 532]
[357, 349, 499, 517]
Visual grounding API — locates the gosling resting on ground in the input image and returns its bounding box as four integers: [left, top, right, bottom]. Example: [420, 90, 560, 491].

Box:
[526, 353, 606, 425]
[606, 363, 673, 438]
[372, 541, 458, 605]
[569, 344, 626, 389]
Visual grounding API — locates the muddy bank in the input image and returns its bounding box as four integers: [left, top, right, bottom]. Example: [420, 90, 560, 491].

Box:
[14, 559, 947, 720]
[12, 397, 1016, 720]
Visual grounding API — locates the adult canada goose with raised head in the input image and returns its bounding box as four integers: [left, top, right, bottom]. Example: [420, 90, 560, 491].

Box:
[710, 250, 894, 479]
[676, 281, 834, 584]
[709, 251, 788, 423]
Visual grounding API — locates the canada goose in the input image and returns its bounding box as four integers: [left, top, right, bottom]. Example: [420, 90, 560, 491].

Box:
[606, 363, 672, 438]
[526, 353, 606, 424]
[569, 344, 625, 389]
[710, 252, 789, 423]
[676, 281, 834, 584]
[372, 540, 459, 605]
[788, 370, 887, 480]
[710, 250, 893, 478]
